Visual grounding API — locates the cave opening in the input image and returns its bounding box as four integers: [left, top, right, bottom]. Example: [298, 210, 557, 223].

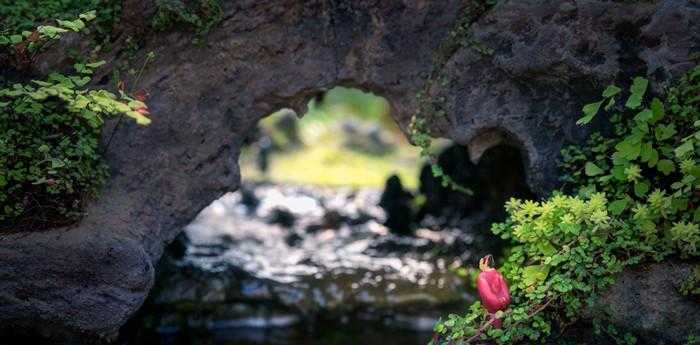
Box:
[122, 88, 537, 345]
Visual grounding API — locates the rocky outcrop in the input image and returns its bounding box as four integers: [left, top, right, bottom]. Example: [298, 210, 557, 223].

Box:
[594, 262, 700, 344]
[1, 0, 698, 342]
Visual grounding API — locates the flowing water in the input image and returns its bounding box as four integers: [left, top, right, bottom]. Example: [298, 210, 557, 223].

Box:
[124, 183, 500, 345]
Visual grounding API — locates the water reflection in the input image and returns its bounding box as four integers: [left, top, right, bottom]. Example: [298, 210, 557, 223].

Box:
[124, 183, 496, 345]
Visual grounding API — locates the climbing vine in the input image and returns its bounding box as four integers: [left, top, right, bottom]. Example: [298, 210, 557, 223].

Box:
[0, 11, 151, 231]
[431, 66, 700, 344]
[409, 0, 498, 195]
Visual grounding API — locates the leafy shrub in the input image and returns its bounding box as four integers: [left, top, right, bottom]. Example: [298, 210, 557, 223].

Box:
[562, 66, 700, 258]
[431, 66, 700, 344]
[0, 0, 121, 40]
[0, 12, 150, 231]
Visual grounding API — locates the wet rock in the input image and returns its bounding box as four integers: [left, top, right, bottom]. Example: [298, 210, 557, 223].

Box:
[267, 208, 297, 228]
[588, 262, 700, 344]
[379, 175, 414, 235]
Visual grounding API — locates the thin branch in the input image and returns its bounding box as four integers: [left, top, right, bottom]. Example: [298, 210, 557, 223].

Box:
[464, 316, 500, 343]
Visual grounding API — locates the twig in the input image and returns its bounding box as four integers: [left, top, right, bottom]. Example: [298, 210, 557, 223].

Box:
[464, 316, 500, 343]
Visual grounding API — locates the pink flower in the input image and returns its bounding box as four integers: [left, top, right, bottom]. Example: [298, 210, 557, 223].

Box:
[476, 255, 511, 328]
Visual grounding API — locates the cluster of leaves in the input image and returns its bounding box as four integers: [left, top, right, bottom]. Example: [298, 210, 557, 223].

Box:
[1, 10, 99, 71]
[152, 0, 222, 35]
[564, 67, 700, 258]
[0, 0, 121, 41]
[0, 12, 151, 231]
[431, 67, 700, 344]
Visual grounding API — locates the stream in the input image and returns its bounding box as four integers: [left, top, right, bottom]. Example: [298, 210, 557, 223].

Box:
[122, 183, 502, 345]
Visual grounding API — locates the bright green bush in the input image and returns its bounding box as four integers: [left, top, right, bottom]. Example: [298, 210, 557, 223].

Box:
[0, 12, 150, 231]
[432, 66, 700, 344]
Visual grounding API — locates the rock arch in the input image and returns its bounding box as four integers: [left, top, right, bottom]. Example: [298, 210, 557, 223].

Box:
[1, 0, 698, 342]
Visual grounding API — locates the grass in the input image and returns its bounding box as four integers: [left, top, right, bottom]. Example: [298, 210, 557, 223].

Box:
[240, 87, 426, 189]
[241, 132, 423, 189]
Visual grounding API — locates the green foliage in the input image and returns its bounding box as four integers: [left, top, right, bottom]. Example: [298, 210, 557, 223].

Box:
[563, 66, 700, 258]
[0, 0, 121, 40]
[1, 10, 98, 57]
[0, 63, 150, 230]
[1, 12, 150, 230]
[152, 0, 222, 35]
[686, 335, 700, 345]
[432, 67, 700, 344]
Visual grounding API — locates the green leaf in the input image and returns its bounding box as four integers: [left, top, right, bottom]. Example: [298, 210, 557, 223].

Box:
[640, 142, 656, 163]
[675, 141, 694, 158]
[0, 36, 9, 45]
[577, 101, 603, 125]
[522, 265, 550, 291]
[50, 158, 65, 169]
[615, 138, 641, 160]
[655, 123, 677, 141]
[126, 111, 152, 125]
[634, 108, 653, 123]
[70, 76, 91, 87]
[602, 85, 622, 98]
[127, 100, 146, 109]
[10, 35, 23, 44]
[626, 93, 643, 109]
[81, 110, 102, 128]
[604, 96, 616, 111]
[85, 60, 106, 69]
[29, 90, 48, 100]
[625, 77, 649, 110]
[585, 162, 604, 176]
[647, 148, 659, 167]
[657, 159, 675, 175]
[72, 95, 90, 109]
[57, 19, 85, 32]
[38, 25, 68, 39]
[634, 181, 649, 198]
[650, 98, 664, 123]
[79, 10, 97, 21]
[609, 199, 629, 215]
[631, 77, 648, 95]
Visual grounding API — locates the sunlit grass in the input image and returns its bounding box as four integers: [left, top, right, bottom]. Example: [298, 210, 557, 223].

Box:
[241, 130, 423, 189]
[242, 87, 426, 189]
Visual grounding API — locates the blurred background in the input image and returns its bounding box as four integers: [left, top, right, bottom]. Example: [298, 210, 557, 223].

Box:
[120, 87, 533, 345]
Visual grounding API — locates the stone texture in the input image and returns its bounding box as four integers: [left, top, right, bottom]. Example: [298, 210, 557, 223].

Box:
[1, 0, 698, 342]
[594, 262, 700, 344]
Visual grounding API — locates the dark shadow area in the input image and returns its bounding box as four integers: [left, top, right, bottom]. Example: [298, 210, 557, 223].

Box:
[416, 144, 535, 224]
